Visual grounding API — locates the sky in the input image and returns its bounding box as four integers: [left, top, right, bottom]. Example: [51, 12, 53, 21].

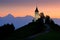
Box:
[0, 0, 60, 18]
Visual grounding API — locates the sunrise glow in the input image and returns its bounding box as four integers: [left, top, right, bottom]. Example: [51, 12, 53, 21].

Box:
[0, 0, 60, 18]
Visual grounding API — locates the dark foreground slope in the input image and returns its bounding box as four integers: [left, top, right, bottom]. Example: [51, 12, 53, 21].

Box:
[32, 31, 60, 40]
[2, 14, 60, 40]
[5, 18, 47, 40]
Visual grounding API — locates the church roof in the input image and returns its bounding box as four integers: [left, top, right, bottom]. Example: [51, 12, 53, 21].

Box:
[35, 7, 39, 12]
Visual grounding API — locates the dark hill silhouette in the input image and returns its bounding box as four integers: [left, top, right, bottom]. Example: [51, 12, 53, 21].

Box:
[4, 13, 60, 40]
[0, 24, 15, 40]
[0, 13, 60, 40]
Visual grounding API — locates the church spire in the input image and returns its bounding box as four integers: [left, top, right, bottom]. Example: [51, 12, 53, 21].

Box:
[35, 6, 39, 12]
[34, 6, 40, 22]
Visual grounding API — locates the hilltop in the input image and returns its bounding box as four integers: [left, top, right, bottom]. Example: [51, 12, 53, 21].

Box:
[3, 13, 60, 40]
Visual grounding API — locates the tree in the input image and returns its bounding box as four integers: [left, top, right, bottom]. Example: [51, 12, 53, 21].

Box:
[45, 15, 51, 24]
[39, 12, 45, 18]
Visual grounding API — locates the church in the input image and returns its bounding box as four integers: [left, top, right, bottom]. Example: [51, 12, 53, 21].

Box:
[34, 6, 45, 23]
[34, 6, 40, 21]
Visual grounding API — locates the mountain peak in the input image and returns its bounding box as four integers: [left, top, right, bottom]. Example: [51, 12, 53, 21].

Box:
[7, 14, 13, 17]
[5, 14, 14, 18]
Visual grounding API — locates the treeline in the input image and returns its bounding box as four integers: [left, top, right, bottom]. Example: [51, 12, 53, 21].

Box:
[36, 12, 60, 32]
[0, 24, 15, 40]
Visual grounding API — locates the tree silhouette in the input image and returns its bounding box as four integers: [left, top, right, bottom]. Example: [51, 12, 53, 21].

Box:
[45, 15, 51, 24]
[0, 23, 15, 40]
[39, 12, 45, 23]
[40, 12, 45, 18]
[44, 15, 60, 32]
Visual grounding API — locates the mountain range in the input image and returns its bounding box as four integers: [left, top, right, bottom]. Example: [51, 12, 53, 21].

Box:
[52, 18, 60, 25]
[0, 14, 60, 29]
[0, 14, 33, 29]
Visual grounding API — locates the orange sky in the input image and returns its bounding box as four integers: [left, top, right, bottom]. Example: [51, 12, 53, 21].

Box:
[0, 0, 60, 18]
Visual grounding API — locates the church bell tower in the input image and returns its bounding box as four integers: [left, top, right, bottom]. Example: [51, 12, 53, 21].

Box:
[34, 6, 40, 21]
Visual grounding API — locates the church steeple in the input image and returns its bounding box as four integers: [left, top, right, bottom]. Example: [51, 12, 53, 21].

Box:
[34, 6, 40, 22]
[35, 6, 39, 12]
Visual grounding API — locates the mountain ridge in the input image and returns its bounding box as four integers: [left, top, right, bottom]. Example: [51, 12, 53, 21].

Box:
[0, 14, 60, 29]
[0, 14, 33, 29]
